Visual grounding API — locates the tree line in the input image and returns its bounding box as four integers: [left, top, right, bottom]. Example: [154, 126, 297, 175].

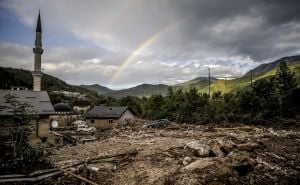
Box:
[47, 61, 299, 124]
[115, 62, 299, 124]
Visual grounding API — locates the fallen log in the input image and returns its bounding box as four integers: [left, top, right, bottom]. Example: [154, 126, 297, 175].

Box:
[0, 171, 62, 183]
[60, 168, 98, 185]
[60, 149, 138, 169]
[215, 126, 253, 131]
[0, 174, 25, 178]
[28, 168, 60, 176]
[0, 150, 136, 184]
[88, 149, 138, 162]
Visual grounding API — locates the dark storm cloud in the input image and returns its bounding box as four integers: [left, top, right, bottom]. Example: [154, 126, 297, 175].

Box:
[157, 0, 300, 62]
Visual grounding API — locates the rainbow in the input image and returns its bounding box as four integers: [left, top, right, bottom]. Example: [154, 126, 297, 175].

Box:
[109, 20, 184, 84]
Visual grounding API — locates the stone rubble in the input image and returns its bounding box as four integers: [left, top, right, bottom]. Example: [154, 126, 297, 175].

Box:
[44, 119, 300, 185]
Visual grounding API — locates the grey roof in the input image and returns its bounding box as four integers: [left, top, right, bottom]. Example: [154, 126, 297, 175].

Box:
[0, 90, 54, 115]
[86, 106, 131, 119]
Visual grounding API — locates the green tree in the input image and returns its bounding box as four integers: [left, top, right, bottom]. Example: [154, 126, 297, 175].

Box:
[143, 94, 165, 119]
[119, 96, 143, 116]
[252, 77, 280, 118]
[236, 77, 280, 119]
[0, 94, 52, 174]
[180, 88, 200, 123]
[275, 62, 298, 96]
[275, 62, 298, 117]
[168, 89, 185, 122]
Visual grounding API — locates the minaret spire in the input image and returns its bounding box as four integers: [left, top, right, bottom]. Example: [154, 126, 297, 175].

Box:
[32, 10, 43, 91]
[36, 10, 42, 33]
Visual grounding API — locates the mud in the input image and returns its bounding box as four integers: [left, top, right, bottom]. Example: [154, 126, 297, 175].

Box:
[45, 120, 300, 185]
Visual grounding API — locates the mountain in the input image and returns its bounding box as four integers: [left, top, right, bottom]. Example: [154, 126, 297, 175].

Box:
[244, 55, 300, 76]
[173, 77, 217, 91]
[80, 83, 170, 98]
[174, 55, 300, 94]
[0, 67, 100, 100]
[2, 55, 300, 99]
[105, 84, 170, 98]
[80, 84, 114, 95]
[200, 56, 300, 94]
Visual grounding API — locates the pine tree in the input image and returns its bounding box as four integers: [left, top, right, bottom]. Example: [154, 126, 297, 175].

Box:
[275, 61, 297, 96]
[275, 61, 298, 117]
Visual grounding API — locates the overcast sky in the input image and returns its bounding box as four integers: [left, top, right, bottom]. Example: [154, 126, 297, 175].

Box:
[0, 0, 300, 89]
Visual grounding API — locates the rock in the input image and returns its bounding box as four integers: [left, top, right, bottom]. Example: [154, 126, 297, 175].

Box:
[211, 145, 225, 157]
[216, 138, 235, 154]
[230, 152, 256, 176]
[183, 156, 192, 166]
[180, 158, 236, 184]
[256, 157, 263, 164]
[165, 157, 173, 163]
[185, 141, 211, 157]
[254, 127, 263, 134]
[237, 143, 260, 152]
[181, 158, 215, 172]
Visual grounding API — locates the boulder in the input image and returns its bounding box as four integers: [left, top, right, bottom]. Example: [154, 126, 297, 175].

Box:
[180, 158, 236, 184]
[182, 158, 215, 172]
[182, 156, 192, 166]
[237, 143, 260, 152]
[211, 145, 225, 157]
[185, 141, 211, 157]
[229, 152, 256, 176]
[216, 138, 236, 154]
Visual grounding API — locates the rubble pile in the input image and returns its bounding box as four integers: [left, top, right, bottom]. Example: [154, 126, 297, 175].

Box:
[45, 120, 300, 185]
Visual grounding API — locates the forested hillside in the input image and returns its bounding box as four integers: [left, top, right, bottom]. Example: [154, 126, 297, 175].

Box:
[0, 67, 101, 102]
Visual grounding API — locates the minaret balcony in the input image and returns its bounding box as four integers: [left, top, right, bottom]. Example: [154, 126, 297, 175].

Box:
[31, 71, 43, 76]
[33, 47, 43, 54]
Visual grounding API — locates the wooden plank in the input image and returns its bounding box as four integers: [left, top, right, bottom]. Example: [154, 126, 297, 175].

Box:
[0, 171, 62, 183]
[0, 174, 25, 179]
[60, 169, 98, 185]
[29, 168, 59, 176]
[215, 126, 253, 131]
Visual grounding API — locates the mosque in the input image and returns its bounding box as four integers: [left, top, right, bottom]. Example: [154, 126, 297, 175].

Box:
[0, 12, 72, 139]
[0, 12, 135, 142]
[0, 12, 54, 117]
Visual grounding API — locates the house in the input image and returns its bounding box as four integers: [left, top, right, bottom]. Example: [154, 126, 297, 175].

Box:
[0, 89, 55, 139]
[0, 89, 54, 116]
[85, 106, 135, 129]
[49, 103, 79, 128]
[53, 90, 86, 99]
[73, 100, 93, 114]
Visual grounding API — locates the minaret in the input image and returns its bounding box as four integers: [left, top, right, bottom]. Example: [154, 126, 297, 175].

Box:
[32, 11, 43, 91]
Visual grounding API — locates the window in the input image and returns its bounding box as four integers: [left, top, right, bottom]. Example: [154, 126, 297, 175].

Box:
[108, 119, 113, 124]
[91, 119, 94, 123]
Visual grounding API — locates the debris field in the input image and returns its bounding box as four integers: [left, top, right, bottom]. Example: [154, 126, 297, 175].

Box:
[44, 120, 300, 185]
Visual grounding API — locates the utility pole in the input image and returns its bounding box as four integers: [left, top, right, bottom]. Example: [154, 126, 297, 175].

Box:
[250, 70, 253, 87]
[208, 68, 211, 98]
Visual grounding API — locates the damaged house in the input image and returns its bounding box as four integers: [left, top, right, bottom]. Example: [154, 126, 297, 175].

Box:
[85, 106, 135, 129]
[0, 88, 54, 139]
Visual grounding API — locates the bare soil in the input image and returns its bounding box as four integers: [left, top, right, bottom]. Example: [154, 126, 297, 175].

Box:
[45, 120, 300, 185]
